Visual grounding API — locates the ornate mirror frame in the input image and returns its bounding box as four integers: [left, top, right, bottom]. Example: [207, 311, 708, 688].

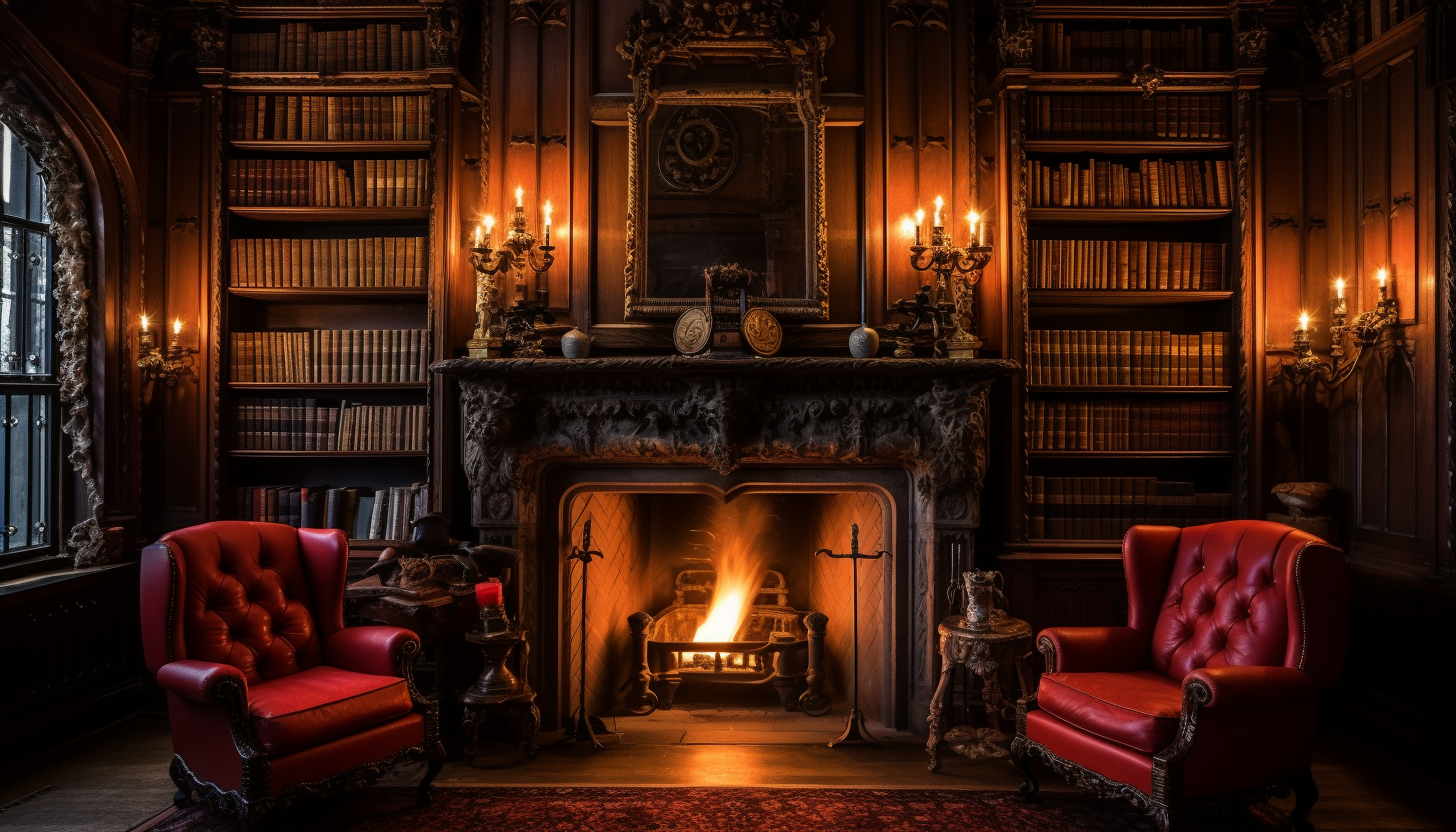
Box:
[618, 0, 833, 320]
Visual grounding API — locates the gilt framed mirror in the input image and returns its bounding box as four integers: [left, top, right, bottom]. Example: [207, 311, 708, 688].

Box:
[618, 0, 832, 320]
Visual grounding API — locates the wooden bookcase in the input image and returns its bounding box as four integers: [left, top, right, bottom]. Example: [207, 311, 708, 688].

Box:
[992, 2, 1263, 566]
[200, 1, 472, 545]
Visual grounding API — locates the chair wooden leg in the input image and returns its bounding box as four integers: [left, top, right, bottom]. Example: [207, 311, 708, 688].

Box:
[1291, 769, 1318, 832]
[417, 742, 446, 807]
[1015, 747, 1040, 800]
[168, 757, 192, 808]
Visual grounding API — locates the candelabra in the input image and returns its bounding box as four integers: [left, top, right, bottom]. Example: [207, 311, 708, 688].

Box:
[1285, 275, 1406, 390]
[136, 317, 197, 389]
[895, 200, 992, 358]
[468, 194, 556, 359]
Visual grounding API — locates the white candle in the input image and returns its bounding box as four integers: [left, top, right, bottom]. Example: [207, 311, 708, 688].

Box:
[140, 314, 148, 332]
[1334, 278, 1344, 299]
[173, 318, 182, 335]
[484, 215, 495, 248]
[474, 223, 483, 248]
[1376, 268, 1387, 289]
[933, 195, 943, 228]
[1299, 312, 1309, 332]
[914, 208, 925, 246]
[515, 186, 524, 208]
[968, 211, 979, 246]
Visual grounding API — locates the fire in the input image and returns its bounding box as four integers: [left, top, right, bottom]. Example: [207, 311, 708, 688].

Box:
[692, 502, 771, 645]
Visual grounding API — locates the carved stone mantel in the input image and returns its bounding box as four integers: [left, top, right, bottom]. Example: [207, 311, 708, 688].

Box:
[435, 355, 1019, 731]
[436, 355, 1019, 530]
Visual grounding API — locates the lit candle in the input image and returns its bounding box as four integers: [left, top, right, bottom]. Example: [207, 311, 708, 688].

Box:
[543, 200, 552, 245]
[968, 211, 979, 246]
[139, 314, 152, 351]
[484, 214, 495, 248]
[473, 223, 483, 248]
[1299, 312, 1309, 332]
[1376, 267, 1387, 299]
[140, 314, 148, 333]
[933, 195, 944, 228]
[914, 208, 925, 246]
[1334, 278, 1344, 299]
[515, 186, 524, 208]
[173, 318, 182, 335]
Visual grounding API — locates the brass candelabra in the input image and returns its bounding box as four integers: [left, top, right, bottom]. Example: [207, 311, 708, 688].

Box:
[136, 317, 197, 389]
[898, 202, 992, 358]
[1286, 276, 1405, 390]
[468, 196, 556, 359]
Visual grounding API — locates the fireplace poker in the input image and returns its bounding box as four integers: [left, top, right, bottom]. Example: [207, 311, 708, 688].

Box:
[559, 519, 615, 750]
[815, 523, 891, 747]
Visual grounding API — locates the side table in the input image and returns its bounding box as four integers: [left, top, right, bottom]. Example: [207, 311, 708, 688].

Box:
[460, 628, 540, 763]
[926, 613, 1032, 771]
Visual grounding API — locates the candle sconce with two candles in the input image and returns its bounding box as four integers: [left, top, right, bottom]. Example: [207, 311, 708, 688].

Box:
[468, 186, 556, 359]
[136, 315, 198, 389]
[1284, 269, 1411, 391]
[888, 197, 992, 359]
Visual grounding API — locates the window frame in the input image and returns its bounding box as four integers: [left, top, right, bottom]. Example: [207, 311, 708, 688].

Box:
[1, 124, 61, 562]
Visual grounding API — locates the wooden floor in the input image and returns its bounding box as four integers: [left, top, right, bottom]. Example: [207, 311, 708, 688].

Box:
[0, 713, 1451, 831]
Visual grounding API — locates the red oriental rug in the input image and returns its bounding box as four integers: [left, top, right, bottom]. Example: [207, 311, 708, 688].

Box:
[145, 787, 1290, 831]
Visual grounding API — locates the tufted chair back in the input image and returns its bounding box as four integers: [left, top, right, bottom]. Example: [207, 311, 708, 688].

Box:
[1124, 521, 1348, 687]
[141, 521, 350, 685]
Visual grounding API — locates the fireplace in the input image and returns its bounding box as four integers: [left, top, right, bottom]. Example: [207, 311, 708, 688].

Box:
[435, 356, 1019, 735]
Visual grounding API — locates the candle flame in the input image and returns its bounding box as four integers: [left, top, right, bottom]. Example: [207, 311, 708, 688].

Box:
[933, 195, 944, 211]
[484, 215, 495, 233]
[1299, 312, 1309, 331]
[899, 216, 916, 239]
[140, 314, 148, 332]
[173, 318, 182, 335]
[1334, 278, 1345, 298]
[543, 200, 553, 226]
[691, 502, 771, 647]
[1376, 268, 1387, 287]
[914, 208, 925, 226]
[473, 224, 483, 246]
[515, 186, 524, 207]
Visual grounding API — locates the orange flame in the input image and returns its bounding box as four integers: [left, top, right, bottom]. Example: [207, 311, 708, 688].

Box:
[692, 502, 771, 644]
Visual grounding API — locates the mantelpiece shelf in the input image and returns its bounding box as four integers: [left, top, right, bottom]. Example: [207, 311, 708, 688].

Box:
[229, 450, 426, 458]
[227, 382, 428, 391]
[1028, 450, 1231, 459]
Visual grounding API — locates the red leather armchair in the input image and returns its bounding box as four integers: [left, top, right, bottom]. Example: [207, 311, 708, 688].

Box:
[140, 522, 444, 823]
[1012, 521, 1348, 832]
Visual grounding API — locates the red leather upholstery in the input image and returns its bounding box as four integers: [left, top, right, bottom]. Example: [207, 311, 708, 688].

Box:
[248, 666, 412, 754]
[140, 521, 435, 812]
[1021, 521, 1348, 815]
[1038, 670, 1183, 754]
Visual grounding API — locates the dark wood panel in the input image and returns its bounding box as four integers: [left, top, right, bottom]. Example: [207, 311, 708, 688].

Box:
[825, 127, 862, 323]
[1262, 98, 1303, 335]
[592, 0, 637, 96]
[540, 19, 573, 312]
[592, 126, 628, 325]
[1386, 53, 1418, 317]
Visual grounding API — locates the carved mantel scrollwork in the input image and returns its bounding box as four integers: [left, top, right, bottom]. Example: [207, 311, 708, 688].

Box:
[189, 0, 231, 69]
[423, 1, 460, 68]
[1234, 5, 1269, 69]
[440, 357, 1018, 529]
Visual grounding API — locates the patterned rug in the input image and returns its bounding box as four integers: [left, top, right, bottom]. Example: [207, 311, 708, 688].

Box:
[147, 787, 1290, 831]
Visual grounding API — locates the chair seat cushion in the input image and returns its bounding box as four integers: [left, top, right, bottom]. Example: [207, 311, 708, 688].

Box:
[248, 666, 413, 754]
[1037, 670, 1184, 754]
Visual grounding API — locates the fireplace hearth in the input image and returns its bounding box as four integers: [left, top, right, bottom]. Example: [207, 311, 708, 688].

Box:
[435, 356, 1019, 735]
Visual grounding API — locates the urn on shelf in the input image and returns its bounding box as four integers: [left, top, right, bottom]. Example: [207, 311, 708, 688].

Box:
[561, 326, 592, 358]
[848, 325, 880, 359]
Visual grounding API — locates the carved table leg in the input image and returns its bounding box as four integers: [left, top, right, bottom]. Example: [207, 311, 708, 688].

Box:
[1291, 769, 1318, 832]
[926, 642, 957, 772]
[168, 756, 193, 807]
[461, 707, 480, 764]
[523, 700, 541, 760]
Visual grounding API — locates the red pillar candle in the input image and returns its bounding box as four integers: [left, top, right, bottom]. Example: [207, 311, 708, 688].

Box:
[474, 580, 503, 607]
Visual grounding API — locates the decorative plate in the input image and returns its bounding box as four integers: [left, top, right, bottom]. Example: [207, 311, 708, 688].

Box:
[673, 307, 712, 355]
[742, 308, 783, 357]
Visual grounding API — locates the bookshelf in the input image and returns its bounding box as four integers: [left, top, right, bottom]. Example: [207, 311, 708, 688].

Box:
[998, 4, 1259, 554]
[203, 2, 470, 547]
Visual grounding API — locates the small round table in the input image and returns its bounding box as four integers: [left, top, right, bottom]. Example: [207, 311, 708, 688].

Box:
[926, 613, 1032, 771]
[460, 628, 539, 763]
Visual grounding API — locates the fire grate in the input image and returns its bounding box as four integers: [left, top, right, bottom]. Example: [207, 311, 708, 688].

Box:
[624, 568, 829, 715]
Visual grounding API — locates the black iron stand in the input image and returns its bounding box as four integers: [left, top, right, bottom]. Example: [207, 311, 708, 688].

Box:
[816, 523, 891, 747]
[558, 519, 613, 750]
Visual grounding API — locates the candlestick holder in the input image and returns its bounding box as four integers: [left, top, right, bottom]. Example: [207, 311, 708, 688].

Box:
[136, 326, 198, 388]
[468, 204, 556, 359]
[1284, 290, 1405, 390]
[894, 224, 992, 357]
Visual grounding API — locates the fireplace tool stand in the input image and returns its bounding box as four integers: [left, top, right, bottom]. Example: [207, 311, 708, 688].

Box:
[816, 523, 891, 747]
[557, 519, 614, 750]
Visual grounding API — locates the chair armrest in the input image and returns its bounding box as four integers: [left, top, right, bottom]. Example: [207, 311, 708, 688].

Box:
[1038, 626, 1150, 673]
[155, 660, 249, 706]
[323, 626, 420, 678]
[1184, 665, 1321, 709]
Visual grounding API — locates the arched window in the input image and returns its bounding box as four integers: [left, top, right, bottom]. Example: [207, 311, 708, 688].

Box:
[1, 120, 56, 557]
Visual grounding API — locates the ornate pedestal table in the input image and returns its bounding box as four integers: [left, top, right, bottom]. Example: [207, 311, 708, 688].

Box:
[460, 628, 540, 763]
[926, 613, 1032, 771]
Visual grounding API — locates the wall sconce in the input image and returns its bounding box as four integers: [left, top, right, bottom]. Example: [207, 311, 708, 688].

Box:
[889, 196, 992, 358]
[467, 186, 557, 359]
[137, 315, 198, 388]
[1284, 269, 1408, 390]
